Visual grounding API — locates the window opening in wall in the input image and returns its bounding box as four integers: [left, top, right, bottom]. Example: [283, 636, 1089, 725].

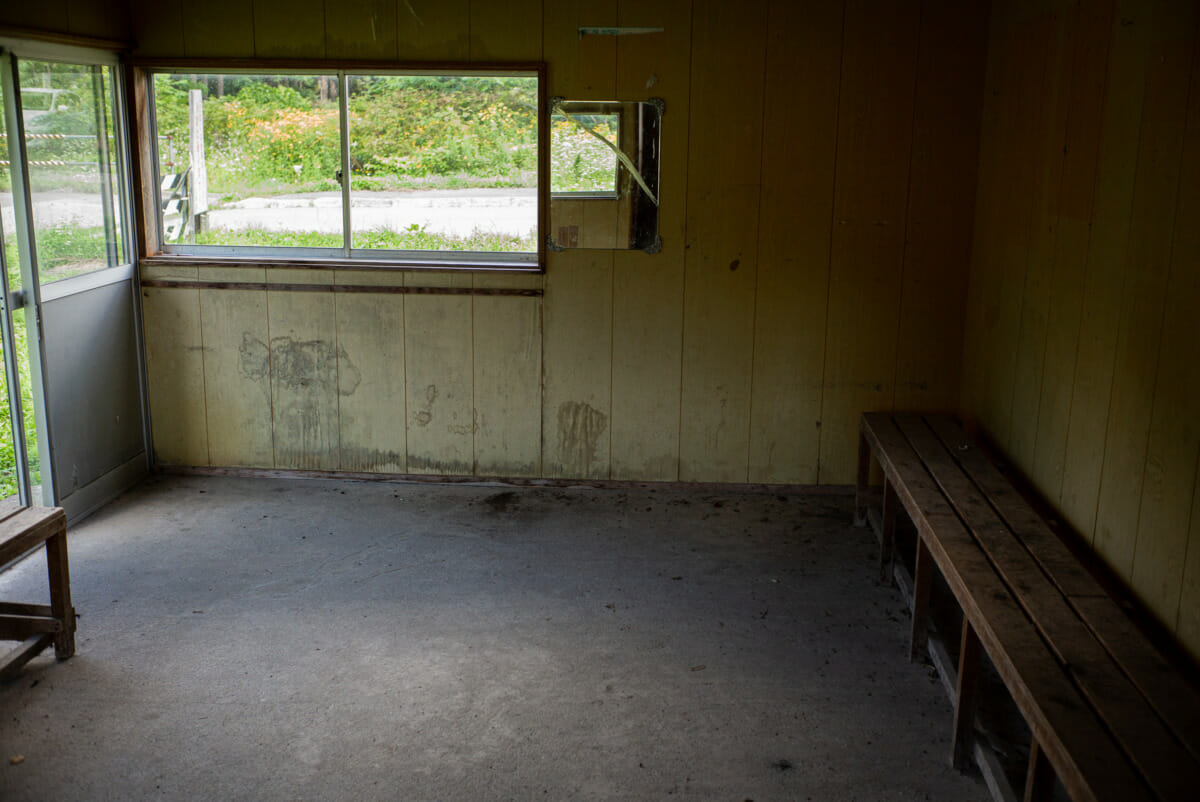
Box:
[147, 68, 542, 268]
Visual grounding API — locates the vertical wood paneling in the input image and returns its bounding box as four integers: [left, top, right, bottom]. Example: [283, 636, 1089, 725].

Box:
[200, 289, 274, 467]
[1006, 7, 1074, 475]
[66, 0, 130, 40]
[129, 0, 183, 57]
[182, 0, 254, 58]
[473, 290, 542, 477]
[745, 0, 842, 484]
[470, 0, 542, 61]
[141, 288, 208, 466]
[677, 0, 766, 483]
[396, 0, 468, 60]
[816, 0, 920, 484]
[0, 2, 69, 32]
[609, 0, 691, 482]
[963, 0, 1200, 657]
[1092, 0, 1196, 579]
[1177, 469, 1200, 655]
[335, 291, 406, 473]
[1059, 0, 1155, 537]
[326, 0, 397, 60]
[891, 0, 987, 417]
[540, 0, 617, 480]
[404, 274, 474, 475]
[543, 0, 616, 99]
[1129, 32, 1200, 626]
[1030, 0, 1115, 500]
[267, 271, 340, 470]
[254, 0, 326, 58]
[542, 251, 613, 479]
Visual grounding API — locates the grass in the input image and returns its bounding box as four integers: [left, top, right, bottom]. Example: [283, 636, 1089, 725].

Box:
[196, 224, 537, 253]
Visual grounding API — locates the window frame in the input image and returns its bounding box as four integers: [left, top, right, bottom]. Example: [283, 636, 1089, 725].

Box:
[128, 58, 548, 273]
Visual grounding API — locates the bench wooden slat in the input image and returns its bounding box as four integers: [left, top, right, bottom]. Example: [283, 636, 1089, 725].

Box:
[0, 507, 67, 567]
[0, 633, 54, 681]
[862, 413, 1154, 802]
[924, 414, 1200, 765]
[0, 499, 24, 525]
[0, 613, 62, 640]
[895, 414, 1200, 800]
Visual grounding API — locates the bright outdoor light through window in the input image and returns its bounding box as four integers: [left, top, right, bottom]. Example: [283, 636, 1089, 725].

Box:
[549, 111, 618, 196]
[149, 69, 541, 265]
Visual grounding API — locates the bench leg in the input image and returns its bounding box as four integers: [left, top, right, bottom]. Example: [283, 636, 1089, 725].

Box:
[854, 430, 872, 527]
[45, 530, 75, 660]
[1023, 739, 1056, 802]
[910, 536, 933, 662]
[951, 620, 981, 771]
[879, 479, 898, 584]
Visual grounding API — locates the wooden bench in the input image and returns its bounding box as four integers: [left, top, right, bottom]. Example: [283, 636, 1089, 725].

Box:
[855, 412, 1200, 802]
[0, 501, 75, 680]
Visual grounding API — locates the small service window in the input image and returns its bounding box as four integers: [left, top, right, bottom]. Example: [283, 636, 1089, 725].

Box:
[140, 64, 544, 270]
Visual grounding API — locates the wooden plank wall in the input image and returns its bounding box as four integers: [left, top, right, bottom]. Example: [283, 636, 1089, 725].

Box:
[128, 0, 987, 485]
[959, 0, 1200, 660]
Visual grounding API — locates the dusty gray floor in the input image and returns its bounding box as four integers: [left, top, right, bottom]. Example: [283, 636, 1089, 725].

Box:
[0, 476, 986, 801]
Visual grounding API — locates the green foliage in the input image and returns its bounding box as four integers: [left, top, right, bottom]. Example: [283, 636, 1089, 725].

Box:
[549, 117, 619, 192]
[152, 73, 540, 198]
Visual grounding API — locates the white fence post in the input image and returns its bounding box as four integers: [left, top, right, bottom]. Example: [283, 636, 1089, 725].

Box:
[188, 89, 208, 232]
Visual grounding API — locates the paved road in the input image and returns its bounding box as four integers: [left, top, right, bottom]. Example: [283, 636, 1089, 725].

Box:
[3, 189, 537, 239]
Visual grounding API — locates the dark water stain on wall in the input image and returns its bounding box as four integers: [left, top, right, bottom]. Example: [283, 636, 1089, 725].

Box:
[556, 401, 608, 477]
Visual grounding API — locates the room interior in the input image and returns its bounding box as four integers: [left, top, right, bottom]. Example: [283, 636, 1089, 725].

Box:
[0, 0, 1197, 799]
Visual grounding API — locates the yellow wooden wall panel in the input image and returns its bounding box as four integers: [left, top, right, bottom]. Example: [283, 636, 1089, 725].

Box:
[891, 0, 988, 418]
[404, 272, 474, 475]
[129, 0, 183, 59]
[473, 296, 542, 477]
[609, 0, 690, 482]
[1092, 0, 1196, 579]
[676, 0, 766, 483]
[1029, 0, 1115, 501]
[542, 251, 613, 479]
[182, 0, 254, 58]
[336, 294, 406, 473]
[1006, 7, 1074, 476]
[254, 0, 326, 58]
[539, 0, 618, 480]
[469, 0, 542, 61]
[1059, 0, 1154, 538]
[1176, 468, 1200, 661]
[66, 0, 130, 40]
[267, 283, 341, 470]
[745, 0, 842, 484]
[141, 288, 208, 466]
[979, 11, 1055, 452]
[396, 0, 468, 60]
[0, 2, 68, 31]
[543, 0, 615, 99]
[200, 289, 274, 467]
[816, 0, 920, 484]
[326, 0, 397, 60]
[1128, 31, 1200, 628]
[959, 6, 1018, 432]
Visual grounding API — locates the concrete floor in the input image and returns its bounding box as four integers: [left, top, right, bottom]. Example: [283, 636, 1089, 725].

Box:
[0, 476, 987, 801]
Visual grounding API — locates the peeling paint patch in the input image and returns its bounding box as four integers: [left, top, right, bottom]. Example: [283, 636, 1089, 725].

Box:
[556, 401, 608, 476]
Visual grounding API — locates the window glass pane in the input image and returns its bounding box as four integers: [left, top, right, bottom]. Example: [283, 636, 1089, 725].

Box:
[347, 74, 538, 254]
[19, 60, 125, 283]
[550, 112, 619, 194]
[153, 73, 343, 249]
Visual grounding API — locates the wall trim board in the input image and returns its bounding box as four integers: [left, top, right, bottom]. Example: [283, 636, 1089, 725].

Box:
[155, 463, 855, 496]
[0, 24, 129, 51]
[140, 279, 542, 297]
